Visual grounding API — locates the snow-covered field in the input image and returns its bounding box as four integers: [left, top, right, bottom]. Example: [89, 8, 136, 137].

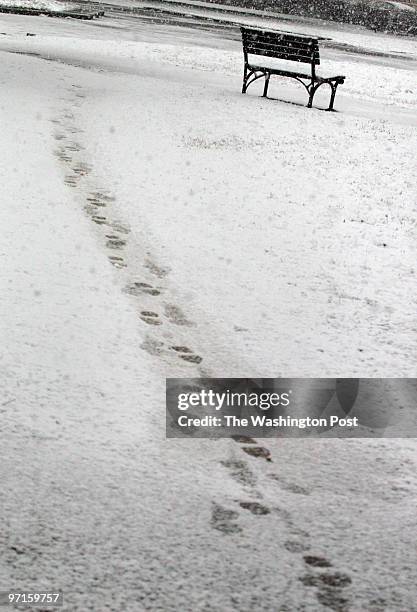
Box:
[0, 0, 70, 10]
[0, 6, 417, 612]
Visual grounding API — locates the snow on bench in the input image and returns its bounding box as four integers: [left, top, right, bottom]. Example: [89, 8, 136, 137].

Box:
[241, 27, 345, 111]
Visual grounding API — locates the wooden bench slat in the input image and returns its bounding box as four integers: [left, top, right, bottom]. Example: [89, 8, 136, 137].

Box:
[242, 33, 318, 46]
[242, 29, 320, 65]
[244, 39, 319, 53]
[245, 47, 320, 64]
[245, 43, 320, 61]
[242, 28, 318, 42]
[249, 65, 344, 83]
[243, 39, 318, 54]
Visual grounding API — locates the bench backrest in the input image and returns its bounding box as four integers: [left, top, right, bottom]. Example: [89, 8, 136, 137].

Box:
[241, 27, 320, 66]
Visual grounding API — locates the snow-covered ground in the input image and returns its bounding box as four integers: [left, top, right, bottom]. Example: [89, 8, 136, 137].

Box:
[387, 0, 416, 10]
[0, 6, 417, 612]
[0, 0, 70, 10]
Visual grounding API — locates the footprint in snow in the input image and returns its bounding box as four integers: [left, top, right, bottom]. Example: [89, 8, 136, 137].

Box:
[111, 221, 130, 235]
[300, 556, 352, 612]
[124, 282, 161, 297]
[242, 446, 272, 462]
[164, 303, 194, 327]
[220, 459, 257, 488]
[179, 353, 202, 364]
[145, 258, 169, 279]
[140, 311, 162, 326]
[169, 345, 202, 364]
[210, 503, 242, 535]
[239, 501, 270, 515]
[91, 215, 107, 225]
[64, 175, 77, 187]
[284, 540, 310, 553]
[141, 337, 165, 356]
[304, 555, 333, 568]
[106, 237, 126, 250]
[108, 255, 126, 268]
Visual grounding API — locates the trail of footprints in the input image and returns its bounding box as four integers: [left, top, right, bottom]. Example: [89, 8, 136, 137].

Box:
[212, 438, 353, 612]
[54, 83, 353, 611]
[52, 85, 203, 367]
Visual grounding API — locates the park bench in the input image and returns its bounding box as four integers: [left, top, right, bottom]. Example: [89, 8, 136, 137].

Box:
[240, 27, 345, 111]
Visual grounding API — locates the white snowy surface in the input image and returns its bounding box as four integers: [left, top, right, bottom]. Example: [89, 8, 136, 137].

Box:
[0, 0, 70, 10]
[0, 8, 417, 612]
[387, 0, 417, 10]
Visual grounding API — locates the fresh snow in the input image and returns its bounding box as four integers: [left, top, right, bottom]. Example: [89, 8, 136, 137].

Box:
[0, 0, 71, 10]
[387, 0, 417, 10]
[0, 6, 416, 612]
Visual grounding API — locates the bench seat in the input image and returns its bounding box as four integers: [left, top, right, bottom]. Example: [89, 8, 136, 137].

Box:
[249, 64, 345, 84]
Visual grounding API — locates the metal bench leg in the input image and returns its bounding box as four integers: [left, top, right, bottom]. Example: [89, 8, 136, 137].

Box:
[327, 82, 339, 111]
[242, 66, 248, 94]
[263, 73, 270, 98]
[307, 86, 316, 108]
